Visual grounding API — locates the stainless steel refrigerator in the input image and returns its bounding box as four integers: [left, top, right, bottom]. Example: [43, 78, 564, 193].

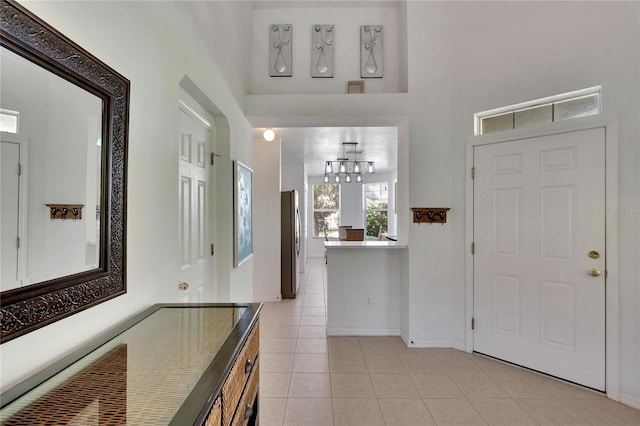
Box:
[281, 190, 300, 299]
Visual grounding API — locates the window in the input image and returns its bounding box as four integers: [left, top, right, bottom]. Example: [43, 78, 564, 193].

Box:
[313, 184, 340, 238]
[0, 109, 19, 134]
[475, 87, 601, 135]
[364, 182, 388, 237]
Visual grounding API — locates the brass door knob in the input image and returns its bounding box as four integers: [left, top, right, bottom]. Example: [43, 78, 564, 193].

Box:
[588, 250, 600, 259]
[587, 268, 601, 277]
[178, 281, 189, 290]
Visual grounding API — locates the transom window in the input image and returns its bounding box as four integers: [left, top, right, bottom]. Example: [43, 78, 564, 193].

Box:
[313, 184, 340, 238]
[475, 87, 601, 136]
[0, 109, 19, 134]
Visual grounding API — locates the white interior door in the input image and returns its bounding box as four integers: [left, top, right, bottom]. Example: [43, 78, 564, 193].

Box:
[178, 106, 213, 303]
[473, 127, 606, 390]
[1, 140, 20, 290]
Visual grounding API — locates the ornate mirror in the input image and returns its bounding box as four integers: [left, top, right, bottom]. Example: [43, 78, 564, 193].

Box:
[0, 0, 129, 342]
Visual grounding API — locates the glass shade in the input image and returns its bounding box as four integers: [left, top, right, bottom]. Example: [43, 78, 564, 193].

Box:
[325, 161, 333, 174]
[345, 173, 352, 183]
[334, 174, 340, 183]
[356, 173, 363, 182]
[367, 161, 375, 174]
[353, 161, 361, 173]
[323, 174, 329, 183]
[339, 160, 347, 173]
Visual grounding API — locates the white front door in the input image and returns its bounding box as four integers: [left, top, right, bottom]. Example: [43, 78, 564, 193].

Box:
[1, 140, 21, 290]
[473, 127, 606, 390]
[177, 105, 213, 303]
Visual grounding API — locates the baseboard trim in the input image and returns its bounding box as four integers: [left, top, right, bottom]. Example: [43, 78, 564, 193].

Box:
[326, 328, 401, 336]
[619, 392, 640, 409]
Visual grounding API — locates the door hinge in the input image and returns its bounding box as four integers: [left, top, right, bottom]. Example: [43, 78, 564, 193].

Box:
[471, 167, 475, 180]
[471, 242, 475, 255]
[471, 317, 475, 330]
[210, 152, 221, 166]
[17, 163, 22, 176]
[210, 244, 215, 256]
[16, 237, 20, 249]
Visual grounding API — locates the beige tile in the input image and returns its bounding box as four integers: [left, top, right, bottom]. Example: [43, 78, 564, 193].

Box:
[410, 373, 465, 399]
[269, 325, 300, 338]
[292, 353, 329, 372]
[260, 303, 282, 315]
[471, 355, 523, 375]
[295, 338, 328, 354]
[283, 397, 333, 426]
[370, 373, 420, 398]
[433, 353, 484, 374]
[298, 325, 327, 338]
[300, 315, 326, 326]
[302, 307, 326, 316]
[399, 352, 444, 373]
[260, 353, 295, 373]
[329, 352, 368, 373]
[288, 372, 331, 397]
[377, 399, 437, 426]
[490, 373, 552, 398]
[470, 399, 537, 425]
[533, 377, 604, 400]
[332, 398, 384, 426]
[562, 399, 640, 426]
[424, 399, 488, 426]
[358, 336, 396, 353]
[449, 374, 509, 398]
[274, 315, 302, 326]
[330, 373, 376, 398]
[328, 336, 362, 354]
[364, 353, 406, 373]
[260, 372, 291, 397]
[278, 305, 303, 316]
[515, 399, 587, 425]
[258, 397, 287, 426]
[303, 298, 326, 308]
[262, 338, 298, 354]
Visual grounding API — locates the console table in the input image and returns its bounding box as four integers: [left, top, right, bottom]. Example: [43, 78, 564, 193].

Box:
[0, 303, 261, 425]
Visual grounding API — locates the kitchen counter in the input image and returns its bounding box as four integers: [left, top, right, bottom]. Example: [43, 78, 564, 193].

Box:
[324, 240, 407, 249]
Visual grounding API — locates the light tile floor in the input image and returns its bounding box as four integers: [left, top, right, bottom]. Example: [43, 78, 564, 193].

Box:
[258, 258, 639, 426]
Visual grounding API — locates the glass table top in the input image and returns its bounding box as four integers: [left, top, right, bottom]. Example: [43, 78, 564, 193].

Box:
[1, 305, 250, 425]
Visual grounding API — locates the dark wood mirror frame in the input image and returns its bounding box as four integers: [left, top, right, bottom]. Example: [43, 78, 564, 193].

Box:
[0, 0, 129, 343]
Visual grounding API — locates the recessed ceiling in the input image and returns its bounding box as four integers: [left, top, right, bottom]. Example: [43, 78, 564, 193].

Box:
[255, 126, 398, 176]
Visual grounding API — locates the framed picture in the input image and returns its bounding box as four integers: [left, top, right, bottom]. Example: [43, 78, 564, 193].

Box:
[234, 160, 253, 266]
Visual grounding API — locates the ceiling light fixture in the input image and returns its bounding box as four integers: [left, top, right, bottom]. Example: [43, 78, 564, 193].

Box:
[263, 128, 276, 141]
[322, 142, 375, 184]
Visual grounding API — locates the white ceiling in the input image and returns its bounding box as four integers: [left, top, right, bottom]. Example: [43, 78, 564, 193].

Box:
[254, 126, 398, 177]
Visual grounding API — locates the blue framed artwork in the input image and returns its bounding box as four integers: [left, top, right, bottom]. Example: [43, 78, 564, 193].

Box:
[234, 160, 253, 267]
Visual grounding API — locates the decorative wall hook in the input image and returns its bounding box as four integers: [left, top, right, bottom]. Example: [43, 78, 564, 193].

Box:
[411, 207, 450, 225]
[46, 204, 84, 221]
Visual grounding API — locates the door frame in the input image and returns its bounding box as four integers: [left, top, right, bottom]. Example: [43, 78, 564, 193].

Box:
[1, 133, 30, 287]
[464, 116, 619, 400]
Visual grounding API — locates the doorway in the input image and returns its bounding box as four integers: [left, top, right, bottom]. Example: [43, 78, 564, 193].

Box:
[177, 101, 214, 303]
[471, 126, 607, 391]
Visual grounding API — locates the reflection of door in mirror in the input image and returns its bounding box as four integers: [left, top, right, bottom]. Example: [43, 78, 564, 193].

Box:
[177, 101, 215, 303]
[0, 46, 103, 291]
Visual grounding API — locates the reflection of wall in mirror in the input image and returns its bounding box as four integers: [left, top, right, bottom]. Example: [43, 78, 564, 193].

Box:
[0, 47, 102, 289]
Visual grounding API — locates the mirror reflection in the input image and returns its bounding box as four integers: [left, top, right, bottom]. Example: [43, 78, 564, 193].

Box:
[1, 46, 103, 291]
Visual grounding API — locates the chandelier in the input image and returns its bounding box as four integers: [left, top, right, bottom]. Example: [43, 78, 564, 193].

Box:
[323, 142, 375, 183]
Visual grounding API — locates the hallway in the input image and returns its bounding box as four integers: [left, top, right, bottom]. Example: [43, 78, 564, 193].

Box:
[257, 258, 640, 425]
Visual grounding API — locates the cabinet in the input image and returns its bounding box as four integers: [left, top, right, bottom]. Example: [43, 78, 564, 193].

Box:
[0, 304, 261, 425]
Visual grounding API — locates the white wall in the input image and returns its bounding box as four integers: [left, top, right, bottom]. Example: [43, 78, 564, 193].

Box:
[251, 3, 405, 94]
[1, 0, 255, 390]
[253, 136, 282, 302]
